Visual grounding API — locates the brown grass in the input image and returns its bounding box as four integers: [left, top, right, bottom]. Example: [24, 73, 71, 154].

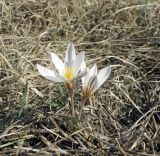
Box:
[0, 0, 160, 155]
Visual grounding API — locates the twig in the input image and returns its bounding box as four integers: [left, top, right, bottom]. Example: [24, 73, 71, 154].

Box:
[78, 98, 87, 120]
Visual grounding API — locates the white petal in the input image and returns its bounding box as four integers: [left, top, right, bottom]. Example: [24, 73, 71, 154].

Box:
[87, 64, 97, 77]
[83, 75, 98, 97]
[90, 76, 98, 94]
[76, 68, 87, 80]
[65, 42, 76, 66]
[97, 65, 111, 89]
[81, 62, 88, 87]
[50, 52, 64, 73]
[83, 64, 97, 89]
[37, 64, 62, 82]
[87, 75, 97, 91]
[82, 77, 85, 87]
[75, 61, 88, 79]
[72, 51, 85, 76]
[81, 61, 87, 71]
[53, 70, 67, 82]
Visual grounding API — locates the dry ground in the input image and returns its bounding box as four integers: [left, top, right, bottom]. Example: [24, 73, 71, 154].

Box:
[0, 0, 160, 155]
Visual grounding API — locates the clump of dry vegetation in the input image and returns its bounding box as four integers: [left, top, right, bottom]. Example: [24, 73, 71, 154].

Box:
[0, 0, 160, 155]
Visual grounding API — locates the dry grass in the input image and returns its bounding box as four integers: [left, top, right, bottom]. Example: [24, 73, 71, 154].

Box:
[0, 0, 160, 155]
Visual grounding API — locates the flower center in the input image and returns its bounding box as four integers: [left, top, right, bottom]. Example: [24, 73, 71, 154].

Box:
[64, 67, 73, 80]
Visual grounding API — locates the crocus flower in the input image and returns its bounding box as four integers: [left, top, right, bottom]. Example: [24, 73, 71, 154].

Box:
[82, 64, 111, 98]
[37, 43, 85, 89]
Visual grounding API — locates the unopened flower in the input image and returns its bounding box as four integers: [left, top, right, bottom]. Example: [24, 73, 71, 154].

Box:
[37, 43, 85, 89]
[82, 64, 111, 98]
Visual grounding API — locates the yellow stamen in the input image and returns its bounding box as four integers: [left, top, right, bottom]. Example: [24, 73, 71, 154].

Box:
[64, 67, 73, 80]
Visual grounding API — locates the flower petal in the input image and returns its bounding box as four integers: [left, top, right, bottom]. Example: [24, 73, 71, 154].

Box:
[72, 51, 85, 76]
[76, 70, 87, 81]
[76, 61, 88, 79]
[83, 64, 97, 89]
[97, 65, 111, 89]
[81, 61, 87, 86]
[50, 52, 64, 73]
[87, 75, 97, 91]
[65, 42, 76, 66]
[90, 76, 98, 95]
[81, 61, 87, 71]
[83, 75, 98, 97]
[37, 64, 62, 82]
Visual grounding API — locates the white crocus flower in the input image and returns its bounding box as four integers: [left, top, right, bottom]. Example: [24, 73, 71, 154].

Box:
[82, 64, 111, 98]
[37, 43, 85, 89]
